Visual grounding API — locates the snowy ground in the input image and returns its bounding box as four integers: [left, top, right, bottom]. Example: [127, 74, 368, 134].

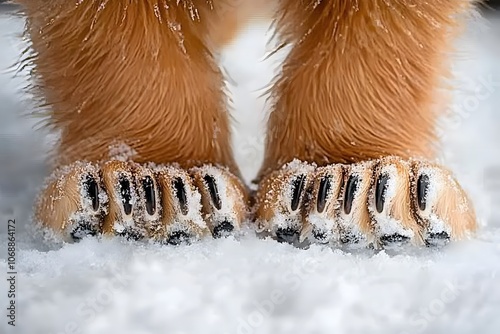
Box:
[1, 8, 500, 334]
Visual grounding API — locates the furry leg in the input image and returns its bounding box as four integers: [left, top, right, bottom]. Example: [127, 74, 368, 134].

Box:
[259, 0, 476, 178]
[20, 0, 238, 171]
[20, 0, 248, 240]
[254, 0, 478, 246]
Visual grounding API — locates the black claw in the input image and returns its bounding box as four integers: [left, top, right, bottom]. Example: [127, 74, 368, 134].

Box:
[84, 174, 99, 212]
[375, 173, 389, 214]
[118, 174, 133, 215]
[417, 174, 430, 211]
[167, 231, 191, 245]
[173, 177, 189, 215]
[291, 174, 306, 212]
[343, 175, 359, 215]
[213, 220, 234, 238]
[204, 174, 222, 210]
[380, 234, 410, 245]
[142, 176, 156, 215]
[275, 227, 299, 244]
[317, 176, 332, 213]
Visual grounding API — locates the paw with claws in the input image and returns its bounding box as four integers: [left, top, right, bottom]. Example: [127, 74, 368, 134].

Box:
[254, 157, 477, 248]
[35, 161, 249, 243]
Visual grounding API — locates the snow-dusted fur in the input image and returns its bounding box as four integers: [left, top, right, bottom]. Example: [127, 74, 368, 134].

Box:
[1, 8, 500, 334]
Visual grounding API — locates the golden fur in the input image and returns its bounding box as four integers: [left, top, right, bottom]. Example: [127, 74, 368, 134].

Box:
[259, 0, 476, 179]
[20, 0, 239, 175]
[20, 0, 476, 177]
[206, 0, 275, 49]
[20, 0, 478, 241]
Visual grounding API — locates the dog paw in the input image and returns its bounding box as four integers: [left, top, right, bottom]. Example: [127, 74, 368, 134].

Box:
[34, 161, 248, 243]
[254, 157, 477, 248]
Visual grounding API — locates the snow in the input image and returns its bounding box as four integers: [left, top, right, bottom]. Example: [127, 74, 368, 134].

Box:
[1, 9, 500, 334]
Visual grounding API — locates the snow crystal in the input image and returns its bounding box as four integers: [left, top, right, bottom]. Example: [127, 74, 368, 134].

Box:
[108, 142, 138, 162]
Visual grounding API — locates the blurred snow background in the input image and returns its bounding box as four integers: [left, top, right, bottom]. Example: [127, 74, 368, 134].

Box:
[0, 6, 500, 334]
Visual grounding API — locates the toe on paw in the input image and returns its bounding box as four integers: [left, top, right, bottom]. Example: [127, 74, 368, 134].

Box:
[254, 161, 315, 244]
[191, 165, 248, 238]
[100, 161, 147, 240]
[303, 165, 344, 244]
[335, 162, 376, 248]
[368, 157, 421, 247]
[410, 161, 477, 245]
[35, 161, 108, 242]
[154, 166, 210, 243]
